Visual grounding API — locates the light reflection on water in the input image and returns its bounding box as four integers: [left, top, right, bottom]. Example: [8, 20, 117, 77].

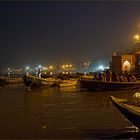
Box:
[0, 84, 139, 139]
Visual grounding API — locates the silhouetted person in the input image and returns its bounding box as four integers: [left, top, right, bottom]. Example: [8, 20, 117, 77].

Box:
[112, 71, 118, 81]
[105, 69, 112, 81]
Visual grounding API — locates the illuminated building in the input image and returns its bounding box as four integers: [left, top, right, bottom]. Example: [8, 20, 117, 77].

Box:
[111, 50, 140, 73]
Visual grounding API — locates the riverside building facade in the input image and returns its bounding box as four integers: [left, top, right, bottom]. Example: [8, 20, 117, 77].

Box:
[111, 50, 140, 74]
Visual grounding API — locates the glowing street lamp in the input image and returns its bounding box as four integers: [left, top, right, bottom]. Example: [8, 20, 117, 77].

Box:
[25, 66, 30, 76]
[37, 65, 42, 77]
[8, 67, 11, 77]
[134, 34, 140, 42]
[62, 65, 65, 68]
[26, 66, 29, 70]
[49, 66, 53, 69]
[98, 65, 104, 71]
[38, 65, 42, 69]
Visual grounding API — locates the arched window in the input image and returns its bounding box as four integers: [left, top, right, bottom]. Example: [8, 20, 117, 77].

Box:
[123, 60, 131, 71]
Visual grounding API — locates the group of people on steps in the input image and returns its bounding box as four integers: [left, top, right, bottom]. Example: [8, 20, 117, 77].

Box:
[93, 69, 137, 82]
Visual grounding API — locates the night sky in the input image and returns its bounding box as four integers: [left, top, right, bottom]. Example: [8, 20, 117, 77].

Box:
[1, 1, 140, 68]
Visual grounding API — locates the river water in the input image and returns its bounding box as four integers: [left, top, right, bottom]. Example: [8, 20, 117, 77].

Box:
[0, 84, 140, 139]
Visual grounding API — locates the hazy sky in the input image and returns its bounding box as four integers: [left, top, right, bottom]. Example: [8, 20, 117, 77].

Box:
[0, 1, 140, 68]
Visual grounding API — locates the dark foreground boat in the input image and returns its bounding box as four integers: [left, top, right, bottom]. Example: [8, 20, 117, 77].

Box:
[80, 79, 140, 91]
[110, 96, 140, 129]
[23, 75, 61, 88]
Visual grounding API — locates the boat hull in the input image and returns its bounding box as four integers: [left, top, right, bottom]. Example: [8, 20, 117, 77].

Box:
[110, 96, 140, 129]
[80, 79, 140, 91]
[23, 75, 60, 88]
[0, 77, 23, 85]
[60, 79, 78, 87]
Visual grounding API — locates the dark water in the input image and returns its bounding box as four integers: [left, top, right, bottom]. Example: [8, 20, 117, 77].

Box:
[0, 84, 140, 139]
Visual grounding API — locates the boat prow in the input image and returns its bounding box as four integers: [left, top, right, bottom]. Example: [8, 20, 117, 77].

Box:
[110, 96, 126, 103]
[110, 96, 140, 129]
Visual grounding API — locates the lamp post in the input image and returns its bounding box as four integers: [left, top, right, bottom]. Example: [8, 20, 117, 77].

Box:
[26, 66, 30, 76]
[133, 34, 140, 51]
[61, 64, 73, 74]
[134, 34, 140, 42]
[8, 67, 11, 77]
[83, 61, 92, 74]
[38, 65, 42, 77]
[49, 65, 55, 75]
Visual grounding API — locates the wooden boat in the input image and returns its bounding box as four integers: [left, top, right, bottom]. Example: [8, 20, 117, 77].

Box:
[110, 96, 140, 129]
[23, 75, 61, 88]
[0, 76, 23, 85]
[60, 79, 78, 87]
[80, 79, 140, 91]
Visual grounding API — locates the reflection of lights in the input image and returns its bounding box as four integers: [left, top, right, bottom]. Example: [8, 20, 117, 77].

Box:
[126, 125, 139, 132]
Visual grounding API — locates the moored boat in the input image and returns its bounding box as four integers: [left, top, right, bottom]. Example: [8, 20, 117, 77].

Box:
[110, 96, 140, 129]
[80, 79, 140, 91]
[0, 76, 23, 85]
[23, 75, 61, 88]
[60, 79, 78, 87]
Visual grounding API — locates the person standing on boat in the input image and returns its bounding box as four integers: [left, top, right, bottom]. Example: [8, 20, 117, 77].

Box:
[98, 73, 104, 81]
[112, 71, 119, 81]
[93, 73, 99, 80]
[105, 69, 112, 81]
[102, 72, 106, 81]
